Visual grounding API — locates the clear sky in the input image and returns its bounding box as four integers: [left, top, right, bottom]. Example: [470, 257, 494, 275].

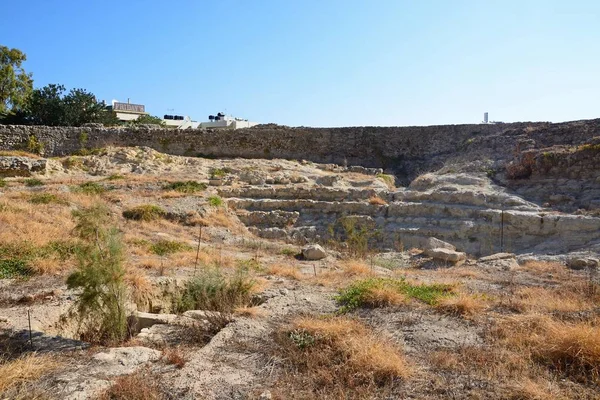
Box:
[1, 1, 599, 127]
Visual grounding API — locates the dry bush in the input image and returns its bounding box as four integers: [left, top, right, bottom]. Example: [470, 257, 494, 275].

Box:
[368, 196, 387, 206]
[267, 264, 303, 280]
[126, 269, 156, 309]
[517, 260, 567, 276]
[234, 306, 266, 318]
[361, 286, 407, 308]
[0, 353, 61, 393]
[512, 378, 563, 400]
[310, 259, 374, 287]
[161, 347, 186, 368]
[493, 315, 600, 384]
[0, 150, 42, 158]
[98, 370, 163, 400]
[271, 316, 409, 398]
[510, 285, 596, 314]
[436, 293, 487, 317]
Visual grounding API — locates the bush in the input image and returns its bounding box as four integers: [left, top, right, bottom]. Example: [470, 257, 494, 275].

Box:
[122, 205, 165, 222]
[376, 173, 395, 189]
[207, 195, 223, 207]
[149, 240, 192, 256]
[175, 268, 256, 314]
[27, 193, 67, 205]
[67, 204, 127, 344]
[336, 277, 454, 312]
[0, 178, 6, 188]
[24, 178, 43, 187]
[105, 174, 125, 181]
[98, 371, 163, 400]
[0, 258, 33, 279]
[163, 181, 207, 194]
[72, 181, 106, 195]
[209, 167, 230, 179]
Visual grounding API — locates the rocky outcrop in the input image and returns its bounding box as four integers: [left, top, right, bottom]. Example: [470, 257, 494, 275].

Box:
[0, 156, 47, 177]
[302, 244, 327, 260]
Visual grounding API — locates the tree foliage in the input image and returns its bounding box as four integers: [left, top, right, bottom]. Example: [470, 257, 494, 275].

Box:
[0, 45, 33, 115]
[129, 114, 165, 126]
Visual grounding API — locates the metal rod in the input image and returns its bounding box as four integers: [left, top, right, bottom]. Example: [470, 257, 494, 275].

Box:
[194, 226, 202, 275]
[27, 308, 33, 348]
[500, 209, 505, 252]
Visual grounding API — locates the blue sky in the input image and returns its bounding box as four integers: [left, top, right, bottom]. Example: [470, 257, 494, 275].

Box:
[2, 1, 599, 127]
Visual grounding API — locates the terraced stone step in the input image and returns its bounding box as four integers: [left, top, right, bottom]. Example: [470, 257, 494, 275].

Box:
[219, 186, 387, 202]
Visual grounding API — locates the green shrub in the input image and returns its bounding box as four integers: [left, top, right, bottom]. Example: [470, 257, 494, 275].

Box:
[74, 147, 106, 156]
[28, 193, 67, 205]
[207, 195, 223, 207]
[163, 181, 207, 194]
[280, 247, 299, 257]
[122, 205, 166, 222]
[209, 167, 230, 179]
[0, 179, 6, 188]
[0, 259, 33, 279]
[66, 204, 127, 344]
[26, 135, 44, 155]
[335, 277, 454, 313]
[24, 178, 44, 187]
[329, 217, 381, 258]
[72, 181, 106, 195]
[149, 240, 192, 256]
[175, 268, 255, 314]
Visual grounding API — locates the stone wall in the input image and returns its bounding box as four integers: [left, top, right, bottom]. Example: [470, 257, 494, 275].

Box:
[0, 120, 598, 181]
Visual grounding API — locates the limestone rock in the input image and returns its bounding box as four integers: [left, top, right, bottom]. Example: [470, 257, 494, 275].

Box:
[567, 257, 599, 270]
[424, 248, 466, 264]
[302, 244, 327, 260]
[0, 156, 47, 177]
[479, 253, 516, 262]
[423, 237, 456, 251]
[91, 346, 161, 376]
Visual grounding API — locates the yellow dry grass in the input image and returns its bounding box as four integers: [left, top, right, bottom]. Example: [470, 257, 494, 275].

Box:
[267, 264, 304, 280]
[368, 196, 387, 206]
[361, 286, 407, 308]
[234, 306, 266, 318]
[0, 354, 61, 393]
[275, 316, 410, 395]
[0, 150, 42, 158]
[126, 269, 156, 309]
[436, 293, 487, 317]
[506, 281, 600, 314]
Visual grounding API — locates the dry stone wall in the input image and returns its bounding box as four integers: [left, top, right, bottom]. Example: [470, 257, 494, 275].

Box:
[2, 119, 599, 182]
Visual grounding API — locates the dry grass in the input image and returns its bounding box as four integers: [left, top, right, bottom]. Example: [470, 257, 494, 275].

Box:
[361, 286, 407, 308]
[368, 196, 387, 206]
[234, 306, 266, 318]
[126, 269, 156, 309]
[271, 316, 409, 398]
[310, 259, 374, 287]
[98, 370, 163, 400]
[517, 260, 568, 277]
[503, 281, 600, 314]
[0, 150, 41, 158]
[161, 347, 186, 369]
[267, 264, 304, 280]
[0, 353, 61, 393]
[436, 293, 487, 317]
[493, 314, 600, 384]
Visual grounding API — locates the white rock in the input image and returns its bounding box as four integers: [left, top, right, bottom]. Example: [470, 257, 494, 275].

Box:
[302, 244, 327, 260]
[479, 253, 515, 262]
[422, 237, 456, 251]
[424, 248, 466, 264]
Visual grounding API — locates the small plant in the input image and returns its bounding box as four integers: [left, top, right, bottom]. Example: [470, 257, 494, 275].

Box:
[209, 167, 230, 179]
[24, 178, 44, 187]
[0, 178, 6, 188]
[67, 204, 128, 344]
[175, 267, 256, 314]
[376, 173, 395, 189]
[28, 193, 67, 205]
[368, 196, 387, 206]
[122, 204, 166, 221]
[163, 181, 207, 194]
[289, 329, 316, 349]
[280, 247, 299, 257]
[78, 131, 89, 148]
[149, 240, 192, 256]
[105, 173, 125, 181]
[98, 371, 163, 400]
[207, 195, 223, 207]
[72, 181, 106, 195]
[26, 135, 44, 155]
[336, 277, 454, 312]
[0, 259, 33, 279]
[331, 216, 381, 258]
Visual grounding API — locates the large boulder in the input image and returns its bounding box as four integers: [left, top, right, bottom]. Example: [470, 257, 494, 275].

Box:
[425, 247, 466, 264]
[0, 156, 47, 177]
[302, 244, 327, 260]
[567, 257, 599, 270]
[422, 237, 456, 251]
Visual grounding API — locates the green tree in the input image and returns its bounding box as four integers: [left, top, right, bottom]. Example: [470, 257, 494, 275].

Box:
[29, 83, 66, 126]
[0, 46, 33, 115]
[63, 88, 107, 126]
[130, 114, 165, 126]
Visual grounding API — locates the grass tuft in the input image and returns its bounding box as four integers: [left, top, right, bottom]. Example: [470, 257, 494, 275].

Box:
[163, 180, 207, 194]
[207, 195, 224, 207]
[27, 193, 67, 205]
[72, 181, 106, 195]
[24, 178, 44, 187]
[122, 205, 166, 222]
[149, 239, 193, 256]
[0, 354, 61, 393]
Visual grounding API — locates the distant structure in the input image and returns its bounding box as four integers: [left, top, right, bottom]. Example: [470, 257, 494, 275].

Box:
[162, 114, 200, 129]
[200, 112, 259, 129]
[107, 99, 148, 122]
[483, 112, 489, 124]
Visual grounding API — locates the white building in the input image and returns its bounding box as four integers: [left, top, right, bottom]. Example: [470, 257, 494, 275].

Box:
[109, 100, 148, 121]
[162, 114, 200, 129]
[199, 112, 259, 129]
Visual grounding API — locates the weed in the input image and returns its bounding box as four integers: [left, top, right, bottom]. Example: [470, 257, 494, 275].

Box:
[175, 267, 256, 314]
[24, 178, 44, 187]
[0, 178, 5, 188]
[209, 167, 230, 179]
[368, 196, 387, 206]
[26, 135, 44, 155]
[27, 193, 67, 205]
[0, 353, 60, 393]
[163, 181, 207, 194]
[279, 247, 298, 257]
[336, 277, 454, 312]
[105, 174, 125, 181]
[122, 205, 166, 222]
[0, 259, 33, 279]
[330, 216, 381, 258]
[149, 240, 192, 256]
[72, 181, 106, 195]
[207, 195, 223, 207]
[436, 293, 487, 317]
[98, 370, 163, 400]
[161, 348, 186, 369]
[267, 264, 303, 280]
